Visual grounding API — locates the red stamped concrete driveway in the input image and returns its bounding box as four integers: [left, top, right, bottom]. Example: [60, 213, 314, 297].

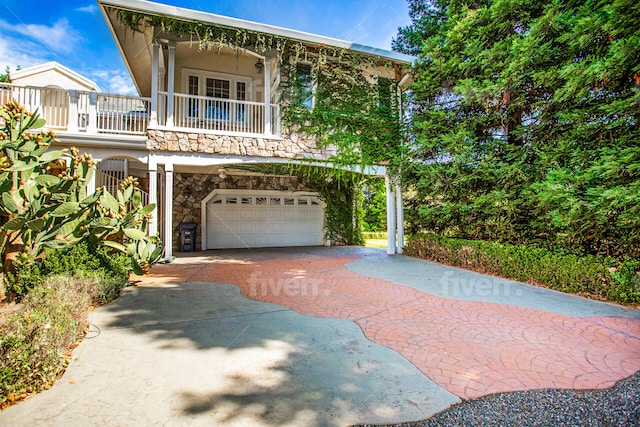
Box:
[138, 247, 640, 401]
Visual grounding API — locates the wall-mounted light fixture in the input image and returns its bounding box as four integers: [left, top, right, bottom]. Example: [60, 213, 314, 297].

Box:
[255, 59, 264, 74]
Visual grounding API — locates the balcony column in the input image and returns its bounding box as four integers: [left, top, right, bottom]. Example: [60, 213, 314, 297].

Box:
[85, 165, 96, 197]
[396, 177, 404, 254]
[67, 90, 79, 133]
[86, 92, 98, 134]
[166, 41, 176, 127]
[385, 174, 397, 255]
[148, 156, 158, 237]
[150, 40, 160, 127]
[163, 162, 174, 258]
[264, 57, 272, 136]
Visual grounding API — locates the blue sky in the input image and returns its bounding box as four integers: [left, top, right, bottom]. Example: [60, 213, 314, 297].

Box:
[0, 0, 410, 94]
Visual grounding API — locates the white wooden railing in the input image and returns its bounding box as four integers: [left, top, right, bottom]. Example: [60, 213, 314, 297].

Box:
[1, 83, 280, 137]
[0, 83, 150, 136]
[159, 91, 280, 135]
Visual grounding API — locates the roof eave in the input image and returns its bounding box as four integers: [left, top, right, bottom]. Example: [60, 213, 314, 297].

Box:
[98, 0, 415, 65]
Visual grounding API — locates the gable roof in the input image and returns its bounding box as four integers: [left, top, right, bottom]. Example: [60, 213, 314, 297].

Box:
[10, 61, 101, 92]
[99, 0, 415, 65]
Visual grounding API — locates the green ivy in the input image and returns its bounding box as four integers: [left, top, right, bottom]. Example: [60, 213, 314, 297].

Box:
[236, 164, 365, 245]
[280, 62, 406, 170]
[114, 7, 407, 172]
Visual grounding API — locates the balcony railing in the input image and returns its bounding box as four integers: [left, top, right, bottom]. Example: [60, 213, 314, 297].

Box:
[0, 83, 150, 136]
[158, 91, 280, 136]
[1, 83, 280, 137]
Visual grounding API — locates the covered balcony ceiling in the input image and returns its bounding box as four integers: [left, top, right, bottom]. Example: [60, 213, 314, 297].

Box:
[99, 0, 414, 97]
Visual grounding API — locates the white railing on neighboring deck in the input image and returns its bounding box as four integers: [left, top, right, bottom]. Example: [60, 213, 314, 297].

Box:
[0, 83, 150, 136]
[0, 83, 281, 138]
[159, 91, 280, 136]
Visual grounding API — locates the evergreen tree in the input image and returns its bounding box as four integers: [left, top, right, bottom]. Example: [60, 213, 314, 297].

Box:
[397, 0, 640, 257]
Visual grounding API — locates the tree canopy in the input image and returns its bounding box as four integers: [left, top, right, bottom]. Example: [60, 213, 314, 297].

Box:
[397, 0, 640, 257]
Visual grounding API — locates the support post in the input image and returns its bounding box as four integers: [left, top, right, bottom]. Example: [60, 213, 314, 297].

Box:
[264, 57, 272, 136]
[396, 178, 404, 254]
[86, 92, 98, 133]
[150, 40, 160, 127]
[148, 157, 158, 238]
[67, 90, 79, 133]
[164, 163, 174, 259]
[166, 41, 176, 127]
[385, 174, 397, 255]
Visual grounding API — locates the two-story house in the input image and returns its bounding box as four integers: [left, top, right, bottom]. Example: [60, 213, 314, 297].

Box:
[1, 0, 414, 258]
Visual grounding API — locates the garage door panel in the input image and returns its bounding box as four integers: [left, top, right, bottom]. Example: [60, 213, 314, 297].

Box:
[207, 191, 324, 249]
[239, 209, 255, 220]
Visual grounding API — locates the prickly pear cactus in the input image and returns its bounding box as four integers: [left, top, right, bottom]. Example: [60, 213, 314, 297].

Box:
[0, 101, 163, 281]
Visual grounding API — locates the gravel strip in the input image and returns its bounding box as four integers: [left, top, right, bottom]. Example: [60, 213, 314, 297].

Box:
[354, 372, 640, 427]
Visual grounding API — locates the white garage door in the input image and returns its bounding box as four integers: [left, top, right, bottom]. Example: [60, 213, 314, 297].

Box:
[205, 191, 325, 249]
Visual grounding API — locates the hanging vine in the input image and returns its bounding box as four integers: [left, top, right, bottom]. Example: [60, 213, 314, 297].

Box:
[234, 163, 367, 245]
[280, 60, 406, 171]
[112, 7, 409, 240]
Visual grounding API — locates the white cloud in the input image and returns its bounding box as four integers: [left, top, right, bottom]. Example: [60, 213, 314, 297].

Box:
[0, 31, 49, 74]
[0, 18, 82, 59]
[76, 5, 98, 14]
[89, 69, 137, 95]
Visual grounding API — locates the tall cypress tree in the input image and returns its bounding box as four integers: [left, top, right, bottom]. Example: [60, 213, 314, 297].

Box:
[398, 0, 640, 257]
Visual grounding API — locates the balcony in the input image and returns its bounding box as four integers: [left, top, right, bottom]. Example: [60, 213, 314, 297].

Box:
[0, 83, 281, 138]
[0, 83, 149, 136]
[157, 92, 280, 136]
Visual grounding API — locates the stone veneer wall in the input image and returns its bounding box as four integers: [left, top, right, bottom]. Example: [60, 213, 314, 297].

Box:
[147, 129, 336, 159]
[173, 172, 312, 251]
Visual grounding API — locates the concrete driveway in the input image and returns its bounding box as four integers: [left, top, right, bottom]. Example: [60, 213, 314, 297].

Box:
[2, 246, 639, 426]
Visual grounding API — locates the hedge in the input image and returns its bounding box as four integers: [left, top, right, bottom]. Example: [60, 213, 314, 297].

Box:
[405, 233, 640, 304]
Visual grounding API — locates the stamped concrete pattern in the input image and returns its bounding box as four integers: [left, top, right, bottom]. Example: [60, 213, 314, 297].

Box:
[171, 248, 640, 400]
[1, 246, 639, 426]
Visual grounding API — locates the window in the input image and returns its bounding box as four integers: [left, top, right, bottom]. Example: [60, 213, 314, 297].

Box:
[295, 64, 314, 109]
[207, 78, 230, 99]
[377, 77, 394, 116]
[183, 69, 252, 122]
[188, 76, 199, 117]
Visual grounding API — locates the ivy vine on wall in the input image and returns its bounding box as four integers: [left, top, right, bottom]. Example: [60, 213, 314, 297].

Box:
[114, 7, 407, 170]
[113, 7, 408, 243]
[236, 164, 367, 246]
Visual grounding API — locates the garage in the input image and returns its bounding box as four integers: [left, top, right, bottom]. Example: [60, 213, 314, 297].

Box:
[203, 190, 325, 249]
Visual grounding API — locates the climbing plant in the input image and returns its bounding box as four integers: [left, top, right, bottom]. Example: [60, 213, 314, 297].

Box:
[279, 61, 406, 170]
[114, 7, 408, 171]
[235, 163, 366, 245]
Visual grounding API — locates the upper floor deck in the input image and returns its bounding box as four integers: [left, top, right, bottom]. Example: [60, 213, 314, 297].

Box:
[0, 82, 279, 139]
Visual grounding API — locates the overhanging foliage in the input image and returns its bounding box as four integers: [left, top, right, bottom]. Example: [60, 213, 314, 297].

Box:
[397, 0, 640, 258]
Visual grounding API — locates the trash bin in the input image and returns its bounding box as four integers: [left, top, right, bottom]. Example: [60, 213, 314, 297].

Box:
[178, 222, 197, 252]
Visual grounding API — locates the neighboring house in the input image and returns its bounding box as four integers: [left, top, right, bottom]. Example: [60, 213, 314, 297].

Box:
[10, 61, 101, 92]
[0, 0, 414, 258]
